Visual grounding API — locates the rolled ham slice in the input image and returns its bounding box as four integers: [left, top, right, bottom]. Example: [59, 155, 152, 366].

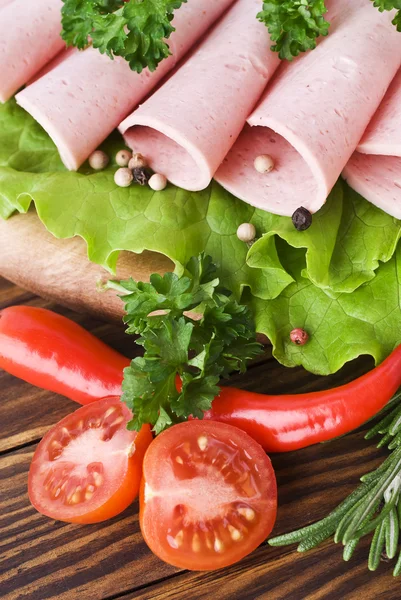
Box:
[215, 0, 401, 216]
[343, 69, 401, 218]
[0, 0, 64, 103]
[119, 0, 279, 191]
[16, 0, 234, 171]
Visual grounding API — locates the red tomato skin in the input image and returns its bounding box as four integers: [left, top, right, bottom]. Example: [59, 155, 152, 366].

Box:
[0, 306, 130, 405]
[28, 397, 153, 524]
[140, 421, 277, 571]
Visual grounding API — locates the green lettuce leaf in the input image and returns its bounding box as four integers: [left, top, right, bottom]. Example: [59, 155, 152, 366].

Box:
[249, 181, 401, 295]
[0, 102, 292, 300]
[2, 98, 401, 375]
[1, 99, 398, 300]
[248, 238, 401, 375]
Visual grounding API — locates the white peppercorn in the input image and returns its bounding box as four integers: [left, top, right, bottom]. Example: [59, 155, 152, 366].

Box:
[114, 167, 133, 188]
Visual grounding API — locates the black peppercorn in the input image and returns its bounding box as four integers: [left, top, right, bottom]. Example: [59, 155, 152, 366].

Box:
[133, 167, 151, 186]
[292, 206, 312, 231]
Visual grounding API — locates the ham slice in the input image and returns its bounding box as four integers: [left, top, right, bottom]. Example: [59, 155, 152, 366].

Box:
[215, 0, 401, 216]
[0, 0, 64, 103]
[16, 0, 234, 171]
[119, 0, 279, 192]
[343, 69, 401, 218]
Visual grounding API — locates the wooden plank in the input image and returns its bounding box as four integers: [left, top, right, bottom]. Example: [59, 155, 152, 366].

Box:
[1, 276, 393, 599]
[121, 539, 394, 600]
[0, 424, 391, 600]
[0, 446, 178, 600]
[0, 210, 173, 322]
[121, 429, 393, 600]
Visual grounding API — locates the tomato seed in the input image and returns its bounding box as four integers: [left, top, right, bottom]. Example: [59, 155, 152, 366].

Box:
[103, 407, 117, 419]
[61, 427, 71, 439]
[197, 436, 208, 451]
[109, 416, 124, 427]
[93, 473, 103, 487]
[127, 442, 136, 458]
[70, 488, 82, 504]
[192, 534, 201, 552]
[214, 537, 224, 552]
[175, 456, 184, 464]
[174, 530, 184, 547]
[228, 525, 242, 541]
[238, 507, 255, 521]
[182, 442, 191, 455]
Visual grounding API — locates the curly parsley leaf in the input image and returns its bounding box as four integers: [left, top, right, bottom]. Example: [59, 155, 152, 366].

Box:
[117, 254, 262, 433]
[61, 0, 186, 73]
[371, 1, 401, 31]
[257, 0, 330, 60]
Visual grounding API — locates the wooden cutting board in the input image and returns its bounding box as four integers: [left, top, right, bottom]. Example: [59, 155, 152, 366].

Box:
[0, 210, 173, 321]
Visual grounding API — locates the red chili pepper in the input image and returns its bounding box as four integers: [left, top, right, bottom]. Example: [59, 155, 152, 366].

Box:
[203, 345, 401, 452]
[0, 306, 130, 405]
[3, 306, 401, 454]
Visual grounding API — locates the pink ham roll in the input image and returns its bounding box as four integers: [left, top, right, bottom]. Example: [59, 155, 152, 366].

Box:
[215, 0, 401, 216]
[119, 0, 280, 191]
[0, 0, 64, 103]
[343, 69, 401, 218]
[16, 0, 234, 171]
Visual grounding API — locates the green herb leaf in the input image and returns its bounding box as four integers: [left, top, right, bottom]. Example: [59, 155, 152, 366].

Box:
[269, 390, 401, 576]
[119, 254, 262, 433]
[257, 0, 330, 60]
[61, 0, 186, 73]
[371, 1, 401, 32]
[122, 358, 176, 431]
[61, 1, 123, 48]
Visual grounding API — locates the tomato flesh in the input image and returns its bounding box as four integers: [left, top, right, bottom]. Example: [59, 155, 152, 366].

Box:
[140, 421, 277, 571]
[29, 397, 152, 523]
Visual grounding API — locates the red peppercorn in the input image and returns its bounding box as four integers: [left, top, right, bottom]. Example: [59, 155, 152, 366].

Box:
[290, 328, 309, 345]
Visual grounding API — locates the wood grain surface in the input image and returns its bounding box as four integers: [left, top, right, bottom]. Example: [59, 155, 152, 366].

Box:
[0, 211, 173, 322]
[1, 275, 400, 600]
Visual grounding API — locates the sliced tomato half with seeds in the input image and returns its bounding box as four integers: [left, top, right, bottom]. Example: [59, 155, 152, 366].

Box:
[140, 421, 277, 571]
[29, 397, 152, 524]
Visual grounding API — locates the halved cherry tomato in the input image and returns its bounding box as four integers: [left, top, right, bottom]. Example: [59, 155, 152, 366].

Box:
[29, 397, 152, 524]
[140, 421, 277, 571]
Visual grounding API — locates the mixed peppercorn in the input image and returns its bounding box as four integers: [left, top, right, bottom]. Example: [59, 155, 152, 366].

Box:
[88, 149, 168, 192]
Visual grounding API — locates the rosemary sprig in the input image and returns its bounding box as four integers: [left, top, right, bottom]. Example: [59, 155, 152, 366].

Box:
[269, 390, 401, 575]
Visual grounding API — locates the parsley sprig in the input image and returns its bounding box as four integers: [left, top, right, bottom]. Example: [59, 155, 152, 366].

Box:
[61, 1, 401, 70]
[269, 390, 401, 575]
[372, 1, 401, 31]
[257, 1, 330, 61]
[61, 0, 186, 73]
[109, 254, 262, 434]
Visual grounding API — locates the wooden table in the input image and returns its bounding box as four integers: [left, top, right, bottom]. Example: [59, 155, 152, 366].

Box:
[1, 276, 399, 600]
